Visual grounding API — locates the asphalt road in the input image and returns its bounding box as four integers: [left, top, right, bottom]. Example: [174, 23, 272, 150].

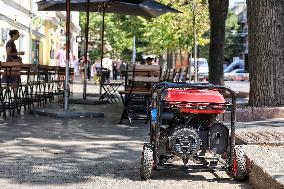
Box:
[224, 81, 250, 93]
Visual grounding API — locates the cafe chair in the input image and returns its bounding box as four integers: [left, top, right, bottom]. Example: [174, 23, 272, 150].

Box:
[97, 67, 123, 103]
[119, 64, 161, 126]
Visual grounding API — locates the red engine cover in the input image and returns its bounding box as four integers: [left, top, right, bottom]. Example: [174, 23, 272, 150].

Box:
[164, 89, 226, 114]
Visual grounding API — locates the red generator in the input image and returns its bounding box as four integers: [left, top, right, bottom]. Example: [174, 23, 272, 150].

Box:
[140, 82, 248, 181]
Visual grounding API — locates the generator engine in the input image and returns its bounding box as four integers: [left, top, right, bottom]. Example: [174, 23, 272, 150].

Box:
[140, 82, 238, 181]
[152, 88, 229, 163]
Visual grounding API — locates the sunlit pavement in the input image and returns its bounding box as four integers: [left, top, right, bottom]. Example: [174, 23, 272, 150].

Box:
[224, 81, 250, 94]
[2, 79, 279, 189]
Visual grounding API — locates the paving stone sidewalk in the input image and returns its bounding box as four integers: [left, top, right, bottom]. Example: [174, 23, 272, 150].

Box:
[234, 119, 284, 189]
[0, 80, 281, 189]
[0, 101, 252, 189]
[243, 145, 284, 189]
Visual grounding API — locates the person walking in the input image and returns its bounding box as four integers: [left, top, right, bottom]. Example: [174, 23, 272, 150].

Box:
[119, 61, 126, 80]
[79, 55, 85, 82]
[112, 60, 118, 80]
[56, 44, 74, 67]
[102, 57, 112, 83]
[94, 59, 101, 84]
[6, 29, 24, 63]
[56, 44, 73, 89]
[73, 55, 80, 76]
[87, 54, 92, 81]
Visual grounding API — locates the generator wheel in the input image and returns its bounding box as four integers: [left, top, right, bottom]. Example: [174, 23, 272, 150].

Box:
[140, 144, 153, 180]
[232, 146, 248, 181]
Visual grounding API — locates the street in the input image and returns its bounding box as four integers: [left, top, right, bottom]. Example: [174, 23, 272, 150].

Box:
[224, 81, 250, 94]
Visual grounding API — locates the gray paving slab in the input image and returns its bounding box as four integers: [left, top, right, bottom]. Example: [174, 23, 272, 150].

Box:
[0, 80, 272, 189]
[233, 119, 284, 189]
[235, 119, 284, 132]
[242, 145, 284, 189]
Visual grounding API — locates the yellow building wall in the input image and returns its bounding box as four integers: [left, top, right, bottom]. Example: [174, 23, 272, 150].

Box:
[42, 21, 50, 65]
[41, 21, 62, 66]
[39, 41, 43, 65]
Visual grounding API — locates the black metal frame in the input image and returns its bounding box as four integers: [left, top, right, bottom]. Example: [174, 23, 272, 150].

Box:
[149, 82, 236, 169]
[119, 65, 162, 126]
[0, 63, 73, 117]
[100, 82, 122, 103]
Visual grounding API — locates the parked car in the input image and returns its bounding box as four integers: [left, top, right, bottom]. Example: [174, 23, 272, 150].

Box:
[224, 59, 244, 73]
[190, 58, 209, 80]
[224, 68, 246, 81]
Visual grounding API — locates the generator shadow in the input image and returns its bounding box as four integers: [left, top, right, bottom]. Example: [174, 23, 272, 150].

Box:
[148, 164, 245, 185]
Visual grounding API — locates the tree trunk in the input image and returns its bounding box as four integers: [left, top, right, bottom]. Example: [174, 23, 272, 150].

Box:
[174, 52, 177, 68]
[208, 0, 228, 85]
[247, 0, 284, 107]
[167, 49, 173, 69]
[180, 48, 183, 68]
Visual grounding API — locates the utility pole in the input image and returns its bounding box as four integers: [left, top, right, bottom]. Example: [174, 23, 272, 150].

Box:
[132, 35, 136, 63]
[192, 0, 198, 83]
[83, 0, 90, 100]
[99, 6, 105, 95]
[64, 0, 71, 110]
[29, 0, 33, 64]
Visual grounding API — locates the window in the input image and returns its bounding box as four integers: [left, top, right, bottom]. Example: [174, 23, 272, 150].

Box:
[198, 61, 208, 68]
[19, 34, 24, 51]
[1, 29, 7, 45]
[236, 69, 244, 73]
[32, 39, 40, 64]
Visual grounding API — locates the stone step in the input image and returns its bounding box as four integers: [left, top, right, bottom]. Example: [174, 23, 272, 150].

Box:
[236, 131, 284, 145]
[242, 145, 284, 189]
[219, 107, 284, 122]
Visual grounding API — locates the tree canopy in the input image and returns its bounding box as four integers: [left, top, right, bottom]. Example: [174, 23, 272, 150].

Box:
[224, 11, 243, 62]
[79, 0, 210, 62]
[200, 11, 243, 62]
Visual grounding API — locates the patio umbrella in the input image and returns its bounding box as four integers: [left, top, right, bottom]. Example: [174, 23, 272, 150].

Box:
[37, 0, 179, 18]
[37, 0, 179, 109]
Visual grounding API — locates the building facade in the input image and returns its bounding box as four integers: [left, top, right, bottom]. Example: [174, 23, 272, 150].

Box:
[0, 0, 80, 65]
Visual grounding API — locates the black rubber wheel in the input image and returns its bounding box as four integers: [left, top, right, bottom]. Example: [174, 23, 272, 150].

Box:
[140, 144, 153, 180]
[232, 145, 248, 181]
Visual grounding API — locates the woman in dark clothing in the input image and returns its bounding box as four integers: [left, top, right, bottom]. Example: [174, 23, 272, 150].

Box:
[3, 30, 24, 83]
[6, 30, 24, 62]
[113, 61, 118, 80]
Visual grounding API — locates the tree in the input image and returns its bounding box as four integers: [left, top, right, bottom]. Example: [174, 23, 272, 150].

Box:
[80, 12, 104, 60]
[79, 0, 210, 65]
[199, 11, 242, 63]
[107, 15, 146, 59]
[80, 13, 145, 61]
[224, 11, 242, 62]
[247, 0, 284, 107]
[208, 0, 229, 85]
[143, 0, 209, 68]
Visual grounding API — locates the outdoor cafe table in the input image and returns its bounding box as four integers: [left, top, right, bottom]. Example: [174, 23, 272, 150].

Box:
[94, 67, 123, 103]
[99, 81, 123, 103]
